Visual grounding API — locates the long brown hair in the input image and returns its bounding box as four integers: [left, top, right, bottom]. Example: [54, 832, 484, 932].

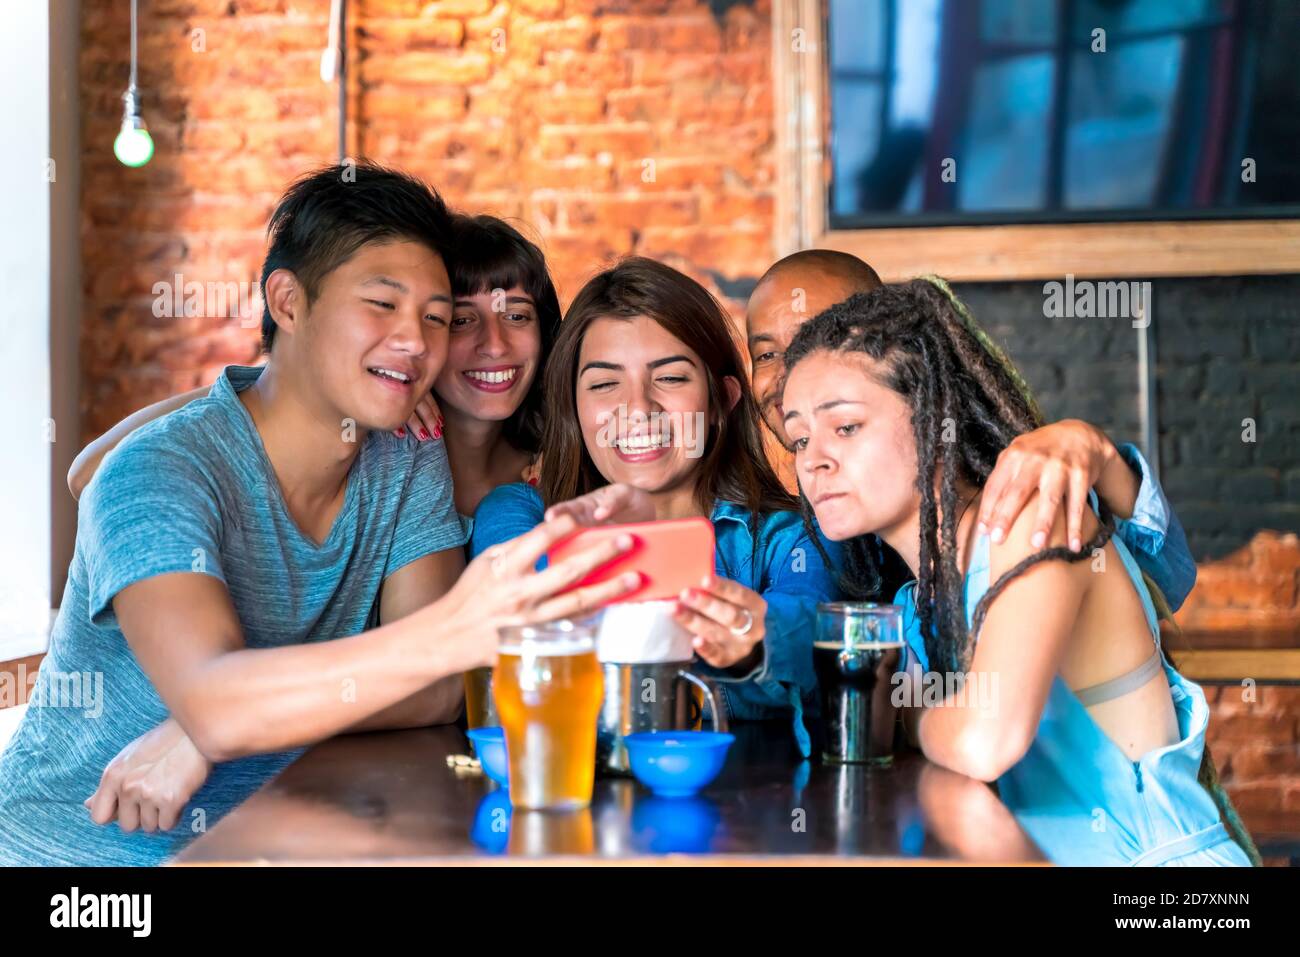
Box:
[539, 257, 794, 520]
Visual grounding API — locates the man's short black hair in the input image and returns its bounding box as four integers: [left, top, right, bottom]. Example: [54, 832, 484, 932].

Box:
[259, 162, 454, 351]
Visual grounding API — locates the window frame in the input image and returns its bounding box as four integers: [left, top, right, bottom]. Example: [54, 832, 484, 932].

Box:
[772, 0, 1300, 281]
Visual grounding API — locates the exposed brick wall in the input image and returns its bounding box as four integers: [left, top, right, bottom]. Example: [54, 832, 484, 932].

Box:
[1176, 532, 1300, 634]
[79, 0, 774, 444]
[957, 280, 1146, 447]
[1181, 532, 1300, 857]
[1155, 277, 1300, 560]
[355, 0, 774, 295]
[80, 0, 335, 440]
[1204, 682, 1300, 864]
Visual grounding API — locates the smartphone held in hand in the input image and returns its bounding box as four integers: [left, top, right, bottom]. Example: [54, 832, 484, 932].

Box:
[546, 517, 715, 605]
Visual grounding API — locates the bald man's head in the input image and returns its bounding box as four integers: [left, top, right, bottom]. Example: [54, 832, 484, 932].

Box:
[754, 250, 882, 301]
[745, 250, 882, 448]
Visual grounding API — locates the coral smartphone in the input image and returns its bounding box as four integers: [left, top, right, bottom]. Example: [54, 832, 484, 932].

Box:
[546, 517, 716, 605]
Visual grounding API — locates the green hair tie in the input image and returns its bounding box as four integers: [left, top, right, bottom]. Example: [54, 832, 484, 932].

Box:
[919, 274, 1045, 426]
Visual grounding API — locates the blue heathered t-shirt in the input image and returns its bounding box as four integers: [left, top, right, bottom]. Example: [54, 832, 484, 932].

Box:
[0, 365, 466, 866]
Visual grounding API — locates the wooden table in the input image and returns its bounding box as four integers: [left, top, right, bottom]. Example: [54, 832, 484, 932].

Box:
[176, 721, 1046, 865]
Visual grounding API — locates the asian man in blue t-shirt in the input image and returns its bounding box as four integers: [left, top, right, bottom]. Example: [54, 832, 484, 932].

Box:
[0, 164, 637, 865]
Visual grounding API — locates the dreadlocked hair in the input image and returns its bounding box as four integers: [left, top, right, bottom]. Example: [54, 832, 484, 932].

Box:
[785, 278, 1095, 672]
[784, 276, 1259, 865]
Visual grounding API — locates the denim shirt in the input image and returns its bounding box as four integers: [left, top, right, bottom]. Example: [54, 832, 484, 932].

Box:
[470, 483, 842, 756]
[1113, 443, 1196, 611]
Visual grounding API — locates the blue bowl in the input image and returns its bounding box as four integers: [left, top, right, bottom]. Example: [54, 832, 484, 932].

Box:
[466, 726, 509, 786]
[623, 731, 735, 797]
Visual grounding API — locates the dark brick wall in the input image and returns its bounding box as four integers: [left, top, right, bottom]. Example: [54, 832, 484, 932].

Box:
[952, 274, 1300, 561]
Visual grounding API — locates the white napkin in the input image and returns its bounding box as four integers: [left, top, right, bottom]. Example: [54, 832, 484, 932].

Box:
[595, 600, 695, 663]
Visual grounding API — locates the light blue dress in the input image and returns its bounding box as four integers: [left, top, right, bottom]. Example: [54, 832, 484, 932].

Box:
[895, 530, 1250, 867]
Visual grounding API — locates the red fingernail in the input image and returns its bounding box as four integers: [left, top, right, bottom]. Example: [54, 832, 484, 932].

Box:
[418, 428, 430, 441]
[395, 427, 406, 437]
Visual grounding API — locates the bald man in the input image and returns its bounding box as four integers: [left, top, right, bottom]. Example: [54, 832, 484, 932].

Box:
[743, 249, 1198, 612]
[746, 250, 881, 451]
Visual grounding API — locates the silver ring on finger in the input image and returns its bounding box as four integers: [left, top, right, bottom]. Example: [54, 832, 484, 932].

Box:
[730, 607, 754, 637]
[487, 546, 507, 579]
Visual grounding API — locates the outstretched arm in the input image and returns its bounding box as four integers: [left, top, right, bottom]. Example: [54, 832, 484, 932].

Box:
[85, 511, 641, 831]
[68, 386, 211, 499]
[112, 572, 473, 763]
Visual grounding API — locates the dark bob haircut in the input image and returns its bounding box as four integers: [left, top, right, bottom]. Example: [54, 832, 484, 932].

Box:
[259, 162, 454, 351]
[444, 214, 561, 455]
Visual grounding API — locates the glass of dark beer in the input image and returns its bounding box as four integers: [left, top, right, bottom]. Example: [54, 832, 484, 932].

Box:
[814, 603, 904, 766]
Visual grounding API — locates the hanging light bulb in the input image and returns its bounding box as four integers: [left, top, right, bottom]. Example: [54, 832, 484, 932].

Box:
[114, 88, 154, 167]
[114, 0, 153, 168]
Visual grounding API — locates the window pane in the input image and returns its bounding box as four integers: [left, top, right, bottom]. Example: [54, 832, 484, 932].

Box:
[826, 0, 1300, 227]
[1064, 37, 1184, 209]
[831, 81, 884, 217]
[980, 0, 1057, 46]
[960, 54, 1054, 211]
[829, 0, 886, 73]
[1072, 0, 1223, 37]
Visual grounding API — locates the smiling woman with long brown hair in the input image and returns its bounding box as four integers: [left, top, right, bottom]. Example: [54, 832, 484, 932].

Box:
[470, 257, 846, 753]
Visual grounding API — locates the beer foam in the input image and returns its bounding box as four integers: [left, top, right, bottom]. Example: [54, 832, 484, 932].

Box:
[595, 600, 696, 663]
[498, 638, 595, 657]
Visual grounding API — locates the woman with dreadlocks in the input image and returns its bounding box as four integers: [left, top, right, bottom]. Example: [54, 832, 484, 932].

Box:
[782, 278, 1255, 866]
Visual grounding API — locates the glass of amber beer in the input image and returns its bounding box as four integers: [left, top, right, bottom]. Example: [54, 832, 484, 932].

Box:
[493, 618, 604, 811]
